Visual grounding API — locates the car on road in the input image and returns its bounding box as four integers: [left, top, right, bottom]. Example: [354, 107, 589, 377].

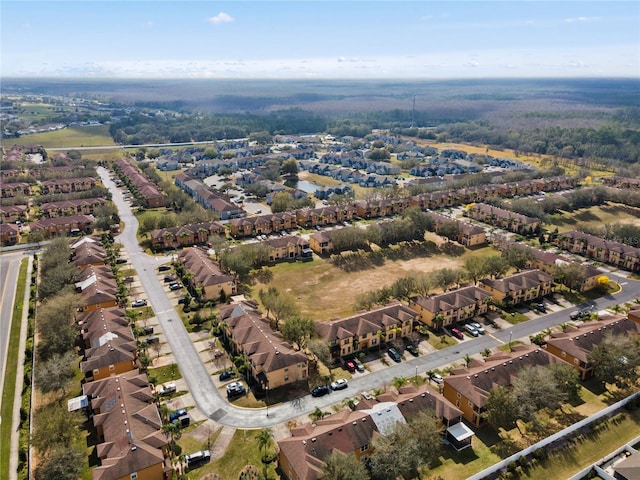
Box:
[451, 328, 464, 340]
[169, 282, 183, 291]
[464, 323, 479, 337]
[353, 358, 365, 372]
[344, 360, 356, 373]
[431, 373, 444, 384]
[468, 321, 485, 334]
[330, 378, 348, 390]
[311, 385, 330, 397]
[226, 381, 246, 398]
[405, 344, 419, 357]
[571, 307, 593, 320]
[158, 383, 176, 396]
[185, 450, 211, 468]
[158, 265, 171, 272]
[387, 347, 402, 363]
[219, 369, 235, 381]
[131, 299, 147, 308]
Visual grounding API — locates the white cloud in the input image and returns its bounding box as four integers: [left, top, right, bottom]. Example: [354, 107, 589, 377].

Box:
[564, 16, 598, 23]
[207, 12, 234, 25]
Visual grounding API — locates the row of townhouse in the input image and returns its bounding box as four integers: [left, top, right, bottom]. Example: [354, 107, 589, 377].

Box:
[318, 153, 402, 176]
[0, 180, 31, 198]
[277, 384, 473, 480]
[40, 176, 97, 194]
[0, 204, 28, 223]
[29, 214, 95, 238]
[603, 176, 640, 190]
[442, 311, 640, 427]
[176, 246, 237, 302]
[39, 197, 106, 218]
[149, 221, 225, 250]
[314, 301, 418, 360]
[114, 158, 166, 208]
[148, 175, 576, 253]
[408, 270, 553, 329]
[465, 202, 541, 235]
[554, 230, 640, 272]
[493, 238, 603, 292]
[63, 237, 169, 479]
[425, 210, 487, 247]
[299, 161, 397, 188]
[218, 300, 308, 390]
[187, 152, 287, 178]
[174, 173, 244, 219]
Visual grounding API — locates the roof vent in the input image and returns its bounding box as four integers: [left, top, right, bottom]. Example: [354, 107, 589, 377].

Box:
[302, 440, 306, 445]
[474, 374, 478, 378]
[491, 367, 495, 371]
[311, 438, 316, 442]
[362, 418, 367, 422]
[131, 446, 137, 451]
[509, 360, 513, 364]
[409, 398, 413, 402]
[353, 421, 357, 425]
[421, 393, 426, 397]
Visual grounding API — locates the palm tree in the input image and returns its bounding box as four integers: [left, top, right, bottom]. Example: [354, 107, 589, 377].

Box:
[256, 428, 273, 462]
[393, 376, 408, 389]
[463, 354, 472, 367]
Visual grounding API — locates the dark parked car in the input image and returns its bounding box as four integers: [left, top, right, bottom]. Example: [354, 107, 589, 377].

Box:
[177, 296, 189, 305]
[141, 326, 154, 335]
[164, 274, 178, 283]
[311, 385, 330, 397]
[535, 302, 547, 313]
[405, 344, 419, 357]
[219, 369, 235, 381]
[169, 408, 187, 422]
[172, 414, 190, 427]
[387, 347, 402, 363]
[185, 450, 211, 468]
[115, 258, 127, 264]
[158, 265, 171, 272]
[144, 336, 160, 345]
[169, 282, 183, 290]
[353, 358, 365, 372]
[571, 307, 593, 320]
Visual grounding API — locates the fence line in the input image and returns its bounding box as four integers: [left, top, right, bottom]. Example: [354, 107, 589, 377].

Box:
[467, 391, 640, 480]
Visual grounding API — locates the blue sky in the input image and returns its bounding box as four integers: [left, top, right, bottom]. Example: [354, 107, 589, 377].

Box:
[2, 1, 639, 78]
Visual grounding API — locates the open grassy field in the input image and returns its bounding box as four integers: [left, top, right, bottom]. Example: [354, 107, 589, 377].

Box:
[250, 245, 497, 321]
[9, 125, 115, 149]
[547, 203, 640, 233]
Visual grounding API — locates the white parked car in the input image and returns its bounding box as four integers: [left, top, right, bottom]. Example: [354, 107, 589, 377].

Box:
[330, 378, 348, 390]
[468, 321, 485, 334]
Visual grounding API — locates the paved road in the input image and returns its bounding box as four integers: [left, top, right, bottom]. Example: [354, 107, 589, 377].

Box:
[0, 251, 25, 400]
[99, 166, 640, 427]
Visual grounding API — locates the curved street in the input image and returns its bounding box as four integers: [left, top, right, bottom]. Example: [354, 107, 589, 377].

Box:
[99, 167, 640, 428]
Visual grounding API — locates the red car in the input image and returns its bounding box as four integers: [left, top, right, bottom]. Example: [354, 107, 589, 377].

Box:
[451, 328, 464, 340]
[345, 360, 356, 373]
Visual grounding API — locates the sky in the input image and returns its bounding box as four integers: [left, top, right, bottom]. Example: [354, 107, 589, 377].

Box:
[1, 1, 639, 79]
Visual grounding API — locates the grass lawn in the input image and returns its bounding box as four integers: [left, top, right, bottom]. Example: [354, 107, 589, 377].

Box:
[9, 125, 115, 148]
[0, 258, 28, 480]
[185, 429, 279, 480]
[147, 363, 183, 385]
[547, 203, 640, 233]
[519, 409, 640, 480]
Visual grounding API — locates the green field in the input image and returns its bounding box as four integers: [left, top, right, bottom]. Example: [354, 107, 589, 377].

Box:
[8, 125, 116, 149]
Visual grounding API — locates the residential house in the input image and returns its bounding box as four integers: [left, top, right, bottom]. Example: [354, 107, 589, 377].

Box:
[0, 181, 31, 198]
[603, 176, 640, 190]
[479, 269, 553, 305]
[554, 230, 640, 272]
[29, 214, 95, 238]
[80, 334, 137, 382]
[83, 373, 169, 480]
[218, 300, 308, 389]
[40, 177, 97, 194]
[264, 235, 313, 262]
[544, 314, 639, 380]
[308, 231, 332, 256]
[426, 211, 487, 247]
[39, 197, 106, 218]
[0, 223, 20, 245]
[114, 158, 166, 208]
[442, 345, 562, 426]
[315, 301, 417, 359]
[177, 246, 236, 302]
[466, 203, 541, 235]
[278, 384, 470, 480]
[149, 221, 225, 251]
[408, 286, 492, 329]
[0, 204, 27, 223]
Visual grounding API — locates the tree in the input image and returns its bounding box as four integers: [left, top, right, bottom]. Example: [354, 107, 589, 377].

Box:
[281, 158, 299, 176]
[483, 255, 510, 279]
[464, 256, 487, 285]
[320, 451, 370, 480]
[438, 220, 460, 243]
[434, 268, 458, 292]
[34, 351, 76, 400]
[37, 291, 79, 360]
[271, 192, 295, 213]
[501, 244, 534, 271]
[256, 428, 273, 479]
[549, 363, 581, 403]
[308, 338, 331, 367]
[554, 262, 587, 292]
[31, 404, 82, 455]
[511, 366, 566, 423]
[281, 315, 315, 351]
[484, 385, 519, 430]
[409, 410, 443, 468]
[588, 333, 640, 390]
[33, 445, 85, 480]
